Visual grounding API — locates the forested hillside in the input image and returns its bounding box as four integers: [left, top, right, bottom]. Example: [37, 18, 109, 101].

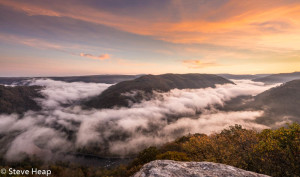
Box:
[84, 74, 234, 109]
[0, 85, 43, 114]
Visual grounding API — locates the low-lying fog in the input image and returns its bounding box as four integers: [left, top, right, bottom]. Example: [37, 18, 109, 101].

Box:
[0, 79, 282, 162]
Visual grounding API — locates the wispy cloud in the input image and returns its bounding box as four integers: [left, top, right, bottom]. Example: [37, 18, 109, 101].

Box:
[2, 0, 300, 52]
[0, 33, 65, 51]
[0, 33, 111, 60]
[79, 53, 110, 60]
[2, 0, 300, 49]
[183, 60, 220, 69]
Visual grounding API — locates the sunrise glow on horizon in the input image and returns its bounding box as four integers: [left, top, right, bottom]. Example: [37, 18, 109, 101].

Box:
[0, 0, 300, 76]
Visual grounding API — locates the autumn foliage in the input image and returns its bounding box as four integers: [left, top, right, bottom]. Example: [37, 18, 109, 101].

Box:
[128, 123, 300, 177]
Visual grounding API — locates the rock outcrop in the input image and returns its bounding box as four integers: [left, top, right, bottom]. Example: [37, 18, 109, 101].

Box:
[133, 160, 270, 177]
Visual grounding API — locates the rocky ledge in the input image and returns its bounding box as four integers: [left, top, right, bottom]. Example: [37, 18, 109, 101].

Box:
[133, 160, 270, 177]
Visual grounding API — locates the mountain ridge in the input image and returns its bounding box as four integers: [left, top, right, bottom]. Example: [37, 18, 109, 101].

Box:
[252, 72, 300, 83]
[84, 73, 234, 109]
[0, 75, 140, 85]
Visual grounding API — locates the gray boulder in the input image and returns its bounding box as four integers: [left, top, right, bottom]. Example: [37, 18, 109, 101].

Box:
[133, 160, 270, 177]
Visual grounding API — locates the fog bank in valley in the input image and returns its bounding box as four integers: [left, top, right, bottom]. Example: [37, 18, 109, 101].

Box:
[0, 79, 280, 161]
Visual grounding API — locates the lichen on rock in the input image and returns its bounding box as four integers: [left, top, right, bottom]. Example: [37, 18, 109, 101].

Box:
[133, 160, 270, 177]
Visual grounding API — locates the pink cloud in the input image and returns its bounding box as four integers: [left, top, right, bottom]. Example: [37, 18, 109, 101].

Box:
[80, 53, 110, 60]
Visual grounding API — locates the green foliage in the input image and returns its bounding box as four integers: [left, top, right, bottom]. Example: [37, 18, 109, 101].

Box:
[251, 123, 300, 176]
[156, 151, 190, 161]
[129, 147, 159, 167]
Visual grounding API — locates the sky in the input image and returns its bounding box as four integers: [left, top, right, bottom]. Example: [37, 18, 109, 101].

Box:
[0, 0, 300, 76]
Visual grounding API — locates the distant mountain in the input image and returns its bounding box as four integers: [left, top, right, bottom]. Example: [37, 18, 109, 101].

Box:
[48, 75, 140, 84]
[0, 85, 43, 114]
[0, 75, 140, 85]
[0, 77, 31, 85]
[252, 72, 300, 83]
[218, 74, 269, 80]
[84, 74, 234, 109]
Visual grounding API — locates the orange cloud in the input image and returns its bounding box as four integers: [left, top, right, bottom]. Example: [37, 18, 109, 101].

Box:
[183, 60, 220, 69]
[2, 0, 300, 51]
[80, 53, 110, 60]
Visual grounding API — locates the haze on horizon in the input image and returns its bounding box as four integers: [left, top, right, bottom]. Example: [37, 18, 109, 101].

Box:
[0, 0, 300, 76]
